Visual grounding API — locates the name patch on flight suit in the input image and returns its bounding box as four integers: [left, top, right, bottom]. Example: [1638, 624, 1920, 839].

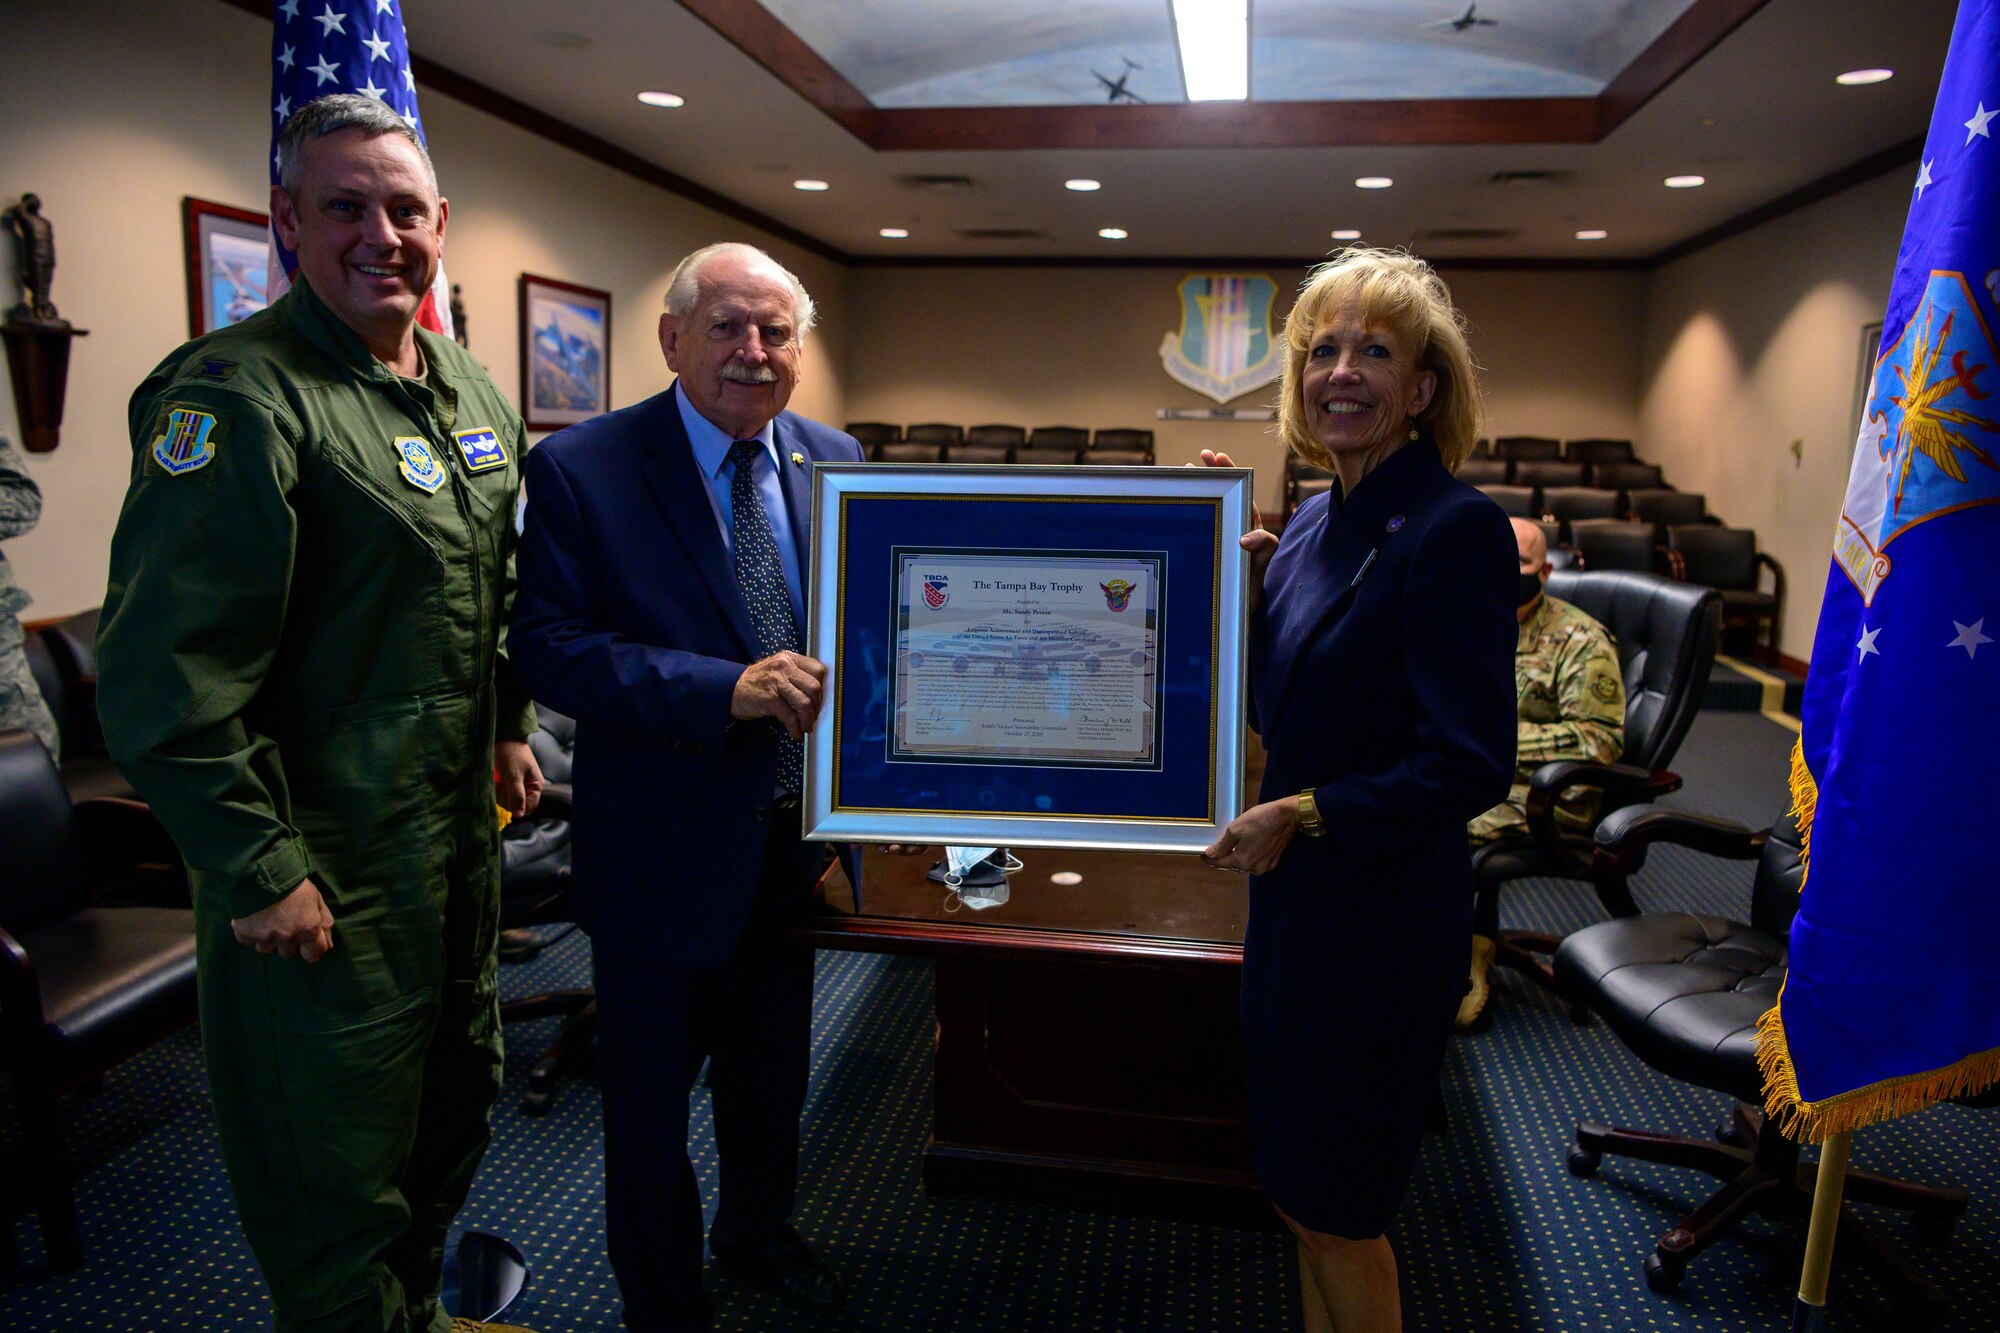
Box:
[453, 427, 508, 473]
[394, 436, 447, 494]
[149, 407, 220, 476]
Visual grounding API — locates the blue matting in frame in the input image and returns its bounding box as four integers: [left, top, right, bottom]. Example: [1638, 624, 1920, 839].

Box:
[831, 493, 1220, 824]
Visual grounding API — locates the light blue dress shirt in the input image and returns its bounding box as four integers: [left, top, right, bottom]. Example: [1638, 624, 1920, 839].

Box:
[674, 382, 805, 629]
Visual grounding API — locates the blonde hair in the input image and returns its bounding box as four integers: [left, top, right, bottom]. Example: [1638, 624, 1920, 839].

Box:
[1275, 246, 1483, 472]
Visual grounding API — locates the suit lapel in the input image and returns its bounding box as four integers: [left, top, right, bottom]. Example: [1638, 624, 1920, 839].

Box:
[774, 417, 814, 550]
[640, 395, 761, 658]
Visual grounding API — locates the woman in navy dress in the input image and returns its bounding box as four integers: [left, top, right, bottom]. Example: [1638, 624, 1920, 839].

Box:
[1203, 248, 1516, 1332]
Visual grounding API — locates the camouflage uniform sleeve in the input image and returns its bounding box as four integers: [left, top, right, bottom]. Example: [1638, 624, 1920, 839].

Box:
[1515, 620, 1625, 766]
[0, 433, 43, 539]
[492, 413, 538, 743]
[96, 380, 314, 919]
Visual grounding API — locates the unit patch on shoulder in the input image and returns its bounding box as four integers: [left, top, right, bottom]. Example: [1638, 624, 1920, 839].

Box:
[452, 427, 508, 474]
[150, 407, 220, 475]
[395, 436, 447, 494]
[1591, 671, 1620, 703]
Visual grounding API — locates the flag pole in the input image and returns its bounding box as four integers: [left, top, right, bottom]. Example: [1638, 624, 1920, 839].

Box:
[1790, 1129, 1853, 1332]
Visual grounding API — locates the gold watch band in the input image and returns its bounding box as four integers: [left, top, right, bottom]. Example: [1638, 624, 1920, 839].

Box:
[1296, 788, 1326, 837]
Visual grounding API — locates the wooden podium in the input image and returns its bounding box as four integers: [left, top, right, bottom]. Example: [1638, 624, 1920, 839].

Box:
[797, 798, 1272, 1230]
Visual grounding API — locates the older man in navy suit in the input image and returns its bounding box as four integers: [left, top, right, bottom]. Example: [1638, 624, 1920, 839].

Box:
[511, 242, 860, 1331]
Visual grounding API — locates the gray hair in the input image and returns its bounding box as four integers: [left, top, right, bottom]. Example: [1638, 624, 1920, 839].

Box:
[277, 94, 438, 198]
[663, 242, 817, 339]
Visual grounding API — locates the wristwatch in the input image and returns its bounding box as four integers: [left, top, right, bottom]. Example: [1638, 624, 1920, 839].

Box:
[1296, 788, 1326, 837]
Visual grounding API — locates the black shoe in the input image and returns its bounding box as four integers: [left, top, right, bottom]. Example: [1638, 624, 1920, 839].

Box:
[713, 1227, 845, 1312]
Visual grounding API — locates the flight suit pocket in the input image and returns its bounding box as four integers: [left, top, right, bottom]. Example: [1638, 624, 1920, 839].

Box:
[275, 696, 448, 1025]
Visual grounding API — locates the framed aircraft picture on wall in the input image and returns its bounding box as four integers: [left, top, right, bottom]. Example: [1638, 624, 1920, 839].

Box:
[518, 273, 611, 431]
[182, 197, 270, 338]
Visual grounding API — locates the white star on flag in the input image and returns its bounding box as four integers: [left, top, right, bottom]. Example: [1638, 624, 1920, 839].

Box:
[279, 0, 300, 19]
[402, 112, 419, 128]
[1967, 103, 1997, 143]
[278, 43, 295, 71]
[362, 30, 392, 62]
[1947, 618, 1992, 658]
[358, 78, 387, 100]
[1858, 626, 1882, 659]
[308, 54, 340, 85]
[1916, 159, 1935, 198]
[375, 0, 395, 12]
[314, 3, 347, 37]
[275, 94, 292, 119]
[403, 68, 416, 91]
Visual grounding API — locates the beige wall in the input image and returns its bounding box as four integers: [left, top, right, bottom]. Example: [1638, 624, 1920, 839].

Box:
[0, 0, 846, 617]
[845, 265, 1646, 515]
[1636, 169, 1908, 660]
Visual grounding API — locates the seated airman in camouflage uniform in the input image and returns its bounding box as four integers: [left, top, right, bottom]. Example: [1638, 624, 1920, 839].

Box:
[0, 431, 59, 760]
[1459, 517, 1624, 1029]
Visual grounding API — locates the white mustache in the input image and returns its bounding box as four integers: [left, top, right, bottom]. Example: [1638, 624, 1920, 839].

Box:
[720, 365, 778, 384]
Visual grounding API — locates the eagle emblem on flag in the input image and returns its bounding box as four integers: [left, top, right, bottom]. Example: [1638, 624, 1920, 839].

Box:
[922, 575, 949, 608]
[1101, 579, 1136, 611]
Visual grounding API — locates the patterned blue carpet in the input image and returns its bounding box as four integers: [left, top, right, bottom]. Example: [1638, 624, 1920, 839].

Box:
[4, 712, 1996, 1330]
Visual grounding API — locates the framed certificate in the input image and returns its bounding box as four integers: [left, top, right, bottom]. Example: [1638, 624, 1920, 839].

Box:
[802, 464, 1253, 852]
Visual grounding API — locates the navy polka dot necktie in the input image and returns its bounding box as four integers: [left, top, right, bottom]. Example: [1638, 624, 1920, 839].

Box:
[728, 440, 804, 794]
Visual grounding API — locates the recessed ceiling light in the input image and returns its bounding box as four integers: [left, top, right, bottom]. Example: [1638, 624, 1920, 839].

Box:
[1575, 229, 1608, 240]
[1331, 229, 1362, 240]
[879, 227, 909, 239]
[636, 91, 684, 108]
[1836, 68, 1894, 86]
[1065, 178, 1101, 192]
[1172, 0, 1249, 101]
[1664, 174, 1706, 189]
[1355, 176, 1394, 190]
[793, 179, 830, 192]
[1099, 227, 1129, 240]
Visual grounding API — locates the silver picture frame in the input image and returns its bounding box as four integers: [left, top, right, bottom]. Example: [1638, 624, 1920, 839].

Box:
[800, 463, 1253, 853]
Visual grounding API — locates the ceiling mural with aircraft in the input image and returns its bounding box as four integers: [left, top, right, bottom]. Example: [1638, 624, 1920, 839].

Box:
[757, 0, 1700, 106]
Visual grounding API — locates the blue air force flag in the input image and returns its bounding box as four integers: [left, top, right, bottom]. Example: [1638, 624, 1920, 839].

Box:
[268, 0, 451, 337]
[1758, 0, 2000, 1140]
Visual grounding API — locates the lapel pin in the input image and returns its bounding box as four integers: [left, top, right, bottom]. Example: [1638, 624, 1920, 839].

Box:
[1386, 515, 1405, 533]
[790, 451, 806, 466]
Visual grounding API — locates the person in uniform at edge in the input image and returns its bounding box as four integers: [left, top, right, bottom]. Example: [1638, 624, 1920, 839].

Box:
[1200, 246, 1516, 1333]
[1456, 517, 1625, 1029]
[510, 242, 917, 1332]
[0, 431, 60, 760]
[96, 95, 543, 1333]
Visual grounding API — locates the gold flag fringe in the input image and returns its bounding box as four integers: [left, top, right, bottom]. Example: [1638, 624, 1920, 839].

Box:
[1756, 738, 2000, 1141]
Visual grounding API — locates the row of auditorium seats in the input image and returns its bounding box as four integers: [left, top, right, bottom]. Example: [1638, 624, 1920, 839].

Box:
[845, 422, 1156, 466]
[1476, 435, 1637, 465]
[1459, 459, 1665, 491]
[1282, 451, 1782, 660]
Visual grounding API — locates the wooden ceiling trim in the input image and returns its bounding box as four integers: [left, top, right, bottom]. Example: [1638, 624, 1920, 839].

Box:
[671, 0, 1773, 151]
[1596, 0, 1774, 136]
[845, 254, 1650, 273]
[868, 97, 1601, 153]
[674, 0, 877, 143]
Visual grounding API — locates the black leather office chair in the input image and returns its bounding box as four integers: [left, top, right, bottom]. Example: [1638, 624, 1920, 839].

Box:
[1471, 570, 1721, 1007]
[1669, 524, 1785, 663]
[23, 610, 135, 802]
[1455, 458, 1510, 487]
[1089, 428, 1155, 465]
[874, 440, 944, 464]
[1542, 486, 1620, 530]
[964, 424, 1026, 457]
[843, 422, 900, 454]
[1565, 438, 1635, 466]
[1285, 454, 1335, 521]
[1477, 484, 1538, 518]
[1627, 488, 1706, 528]
[0, 729, 195, 1274]
[1558, 805, 1967, 1313]
[1569, 518, 1666, 574]
[1590, 461, 1666, 492]
[947, 441, 1013, 465]
[1496, 435, 1561, 463]
[497, 709, 593, 1116]
[1023, 426, 1088, 463]
[1515, 461, 1586, 491]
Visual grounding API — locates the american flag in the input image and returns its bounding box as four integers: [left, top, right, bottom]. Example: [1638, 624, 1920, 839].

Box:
[268, 0, 451, 336]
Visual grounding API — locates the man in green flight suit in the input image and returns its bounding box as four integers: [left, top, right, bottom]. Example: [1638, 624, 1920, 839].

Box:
[97, 95, 543, 1333]
[1458, 517, 1625, 1030]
